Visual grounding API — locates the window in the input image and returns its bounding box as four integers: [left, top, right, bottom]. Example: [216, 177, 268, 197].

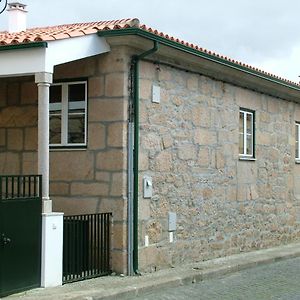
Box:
[296, 123, 300, 160]
[239, 108, 255, 158]
[50, 81, 87, 147]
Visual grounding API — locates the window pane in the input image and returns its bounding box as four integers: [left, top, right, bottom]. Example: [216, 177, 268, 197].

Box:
[246, 113, 252, 135]
[296, 124, 299, 159]
[68, 114, 85, 144]
[50, 114, 61, 144]
[239, 112, 244, 134]
[69, 84, 85, 102]
[239, 112, 244, 154]
[246, 134, 253, 155]
[50, 85, 62, 103]
[68, 83, 86, 144]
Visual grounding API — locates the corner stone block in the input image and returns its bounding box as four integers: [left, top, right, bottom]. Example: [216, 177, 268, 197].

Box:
[112, 223, 127, 250]
[110, 172, 127, 197]
[105, 73, 126, 97]
[111, 250, 127, 274]
[107, 122, 126, 148]
[89, 99, 126, 122]
[96, 149, 125, 171]
[97, 198, 126, 221]
[88, 123, 106, 150]
[88, 76, 104, 98]
[98, 47, 129, 73]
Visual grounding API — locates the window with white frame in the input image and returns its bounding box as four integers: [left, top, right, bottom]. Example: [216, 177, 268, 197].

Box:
[239, 108, 255, 158]
[296, 123, 300, 160]
[49, 81, 87, 147]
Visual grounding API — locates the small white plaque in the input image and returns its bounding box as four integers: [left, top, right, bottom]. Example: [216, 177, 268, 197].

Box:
[145, 235, 149, 247]
[152, 85, 161, 103]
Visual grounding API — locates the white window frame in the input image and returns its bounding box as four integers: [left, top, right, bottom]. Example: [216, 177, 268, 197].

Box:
[296, 123, 300, 161]
[239, 109, 254, 158]
[50, 81, 87, 147]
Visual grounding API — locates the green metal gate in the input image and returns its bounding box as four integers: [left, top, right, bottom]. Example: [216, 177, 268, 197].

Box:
[0, 175, 42, 297]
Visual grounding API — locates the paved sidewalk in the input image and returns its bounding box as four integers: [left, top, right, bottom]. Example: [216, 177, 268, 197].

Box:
[4, 242, 300, 300]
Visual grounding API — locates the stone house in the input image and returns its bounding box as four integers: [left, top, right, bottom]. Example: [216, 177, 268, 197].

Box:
[1, 4, 300, 285]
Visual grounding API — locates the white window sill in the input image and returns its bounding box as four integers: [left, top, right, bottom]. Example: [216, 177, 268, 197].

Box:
[295, 159, 300, 164]
[50, 146, 87, 152]
[239, 156, 256, 161]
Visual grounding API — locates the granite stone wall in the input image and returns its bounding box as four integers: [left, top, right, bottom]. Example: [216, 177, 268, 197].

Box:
[0, 76, 38, 175]
[2, 45, 300, 275]
[138, 59, 300, 272]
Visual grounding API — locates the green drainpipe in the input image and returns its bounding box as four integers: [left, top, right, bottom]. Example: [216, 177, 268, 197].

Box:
[132, 41, 159, 274]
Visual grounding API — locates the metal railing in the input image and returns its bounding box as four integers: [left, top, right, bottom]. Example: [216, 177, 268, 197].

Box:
[0, 175, 42, 200]
[63, 213, 112, 283]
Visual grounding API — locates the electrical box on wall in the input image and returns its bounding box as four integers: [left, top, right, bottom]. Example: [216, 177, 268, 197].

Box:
[168, 212, 177, 232]
[152, 84, 160, 103]
[143, 175, 153, 198]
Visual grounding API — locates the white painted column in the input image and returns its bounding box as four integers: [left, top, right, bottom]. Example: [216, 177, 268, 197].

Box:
[35, 72, 53, 213]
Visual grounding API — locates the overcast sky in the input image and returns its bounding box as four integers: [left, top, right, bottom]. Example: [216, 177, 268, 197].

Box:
[1, 0, 300, 83]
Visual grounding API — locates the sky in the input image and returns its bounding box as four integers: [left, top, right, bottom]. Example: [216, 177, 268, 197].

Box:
[0, 0, 300, 83]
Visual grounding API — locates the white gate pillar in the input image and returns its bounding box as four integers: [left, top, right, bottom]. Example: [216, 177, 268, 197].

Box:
[35, 72, 52, 213]
[35, 72, 64, 287]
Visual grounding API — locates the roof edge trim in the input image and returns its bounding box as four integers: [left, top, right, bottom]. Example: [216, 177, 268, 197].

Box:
[98, 28, 300, 92]
[0, 42, 48, 52]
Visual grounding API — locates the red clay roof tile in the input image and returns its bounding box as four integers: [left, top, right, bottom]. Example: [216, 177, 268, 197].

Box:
[0, 18, 298, 86]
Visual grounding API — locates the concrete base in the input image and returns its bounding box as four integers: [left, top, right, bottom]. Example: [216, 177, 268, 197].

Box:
[41, 212, 64, 288]
[42, 199, 52, 213]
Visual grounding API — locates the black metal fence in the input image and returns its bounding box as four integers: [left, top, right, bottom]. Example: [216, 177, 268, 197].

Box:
[0, 175, 42, 200]
[63, 213, 112, 283]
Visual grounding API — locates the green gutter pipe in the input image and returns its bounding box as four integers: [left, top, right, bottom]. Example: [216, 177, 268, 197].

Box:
[0, 42, 48, 52]
[132, 41, 159, 274]
[98, 28, 300, 92]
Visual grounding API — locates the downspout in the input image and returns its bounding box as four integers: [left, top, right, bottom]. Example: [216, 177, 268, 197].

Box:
[131, 41, 159, 274]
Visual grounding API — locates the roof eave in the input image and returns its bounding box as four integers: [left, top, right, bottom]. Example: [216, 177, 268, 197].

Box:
[98, 28, 300, 94]
[0, 41, 48, 52]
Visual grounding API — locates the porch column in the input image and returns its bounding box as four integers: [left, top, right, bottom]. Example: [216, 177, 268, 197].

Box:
[35, 72, 53, 213]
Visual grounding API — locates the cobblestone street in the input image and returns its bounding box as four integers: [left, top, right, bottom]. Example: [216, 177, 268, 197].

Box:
[137, 257, 300, 300]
